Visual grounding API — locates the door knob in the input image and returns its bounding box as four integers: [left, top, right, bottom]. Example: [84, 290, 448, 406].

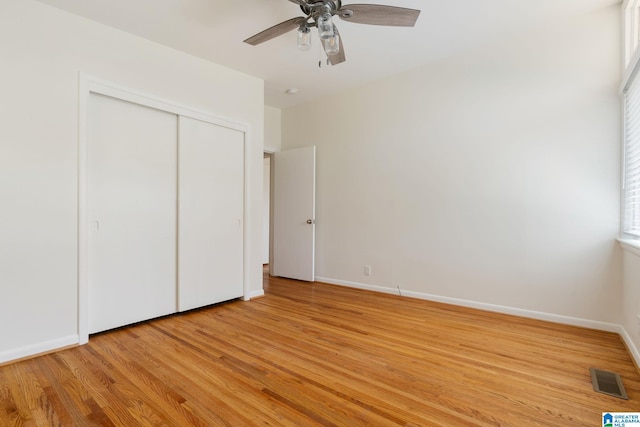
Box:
[306, 219, 315, 224]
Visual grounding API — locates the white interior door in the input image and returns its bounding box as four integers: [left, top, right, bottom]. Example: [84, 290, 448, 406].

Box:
[178, 117, 244, 311]
[272, 146, 316, 281]
[88, 94, 178, 334]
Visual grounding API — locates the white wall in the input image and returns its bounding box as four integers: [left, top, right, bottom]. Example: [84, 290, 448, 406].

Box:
[282, 4, 622, 325]
[0, 0, 264, 362]
[264, 106, 282, 152]
[622, 245, 640, 359]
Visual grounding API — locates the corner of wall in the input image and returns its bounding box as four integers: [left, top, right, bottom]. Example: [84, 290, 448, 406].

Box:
[264, 105, 282, 152]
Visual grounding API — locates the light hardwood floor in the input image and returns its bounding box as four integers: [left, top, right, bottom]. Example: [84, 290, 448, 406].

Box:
[1, 272, 639, 426]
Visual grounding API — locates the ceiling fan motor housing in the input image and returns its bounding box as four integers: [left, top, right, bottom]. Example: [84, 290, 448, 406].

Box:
[300, 0, 342, 20]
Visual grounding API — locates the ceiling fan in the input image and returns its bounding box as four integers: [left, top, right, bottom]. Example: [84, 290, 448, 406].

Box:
[244, 1, 420, 66]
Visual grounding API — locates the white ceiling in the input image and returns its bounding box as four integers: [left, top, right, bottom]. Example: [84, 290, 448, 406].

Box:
[35, 0, 619, 108]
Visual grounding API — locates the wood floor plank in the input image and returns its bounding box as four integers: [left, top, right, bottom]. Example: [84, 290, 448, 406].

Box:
[1, 271, 640, 426]
[0, 370, 22, 427]
[4, 363, 47, 427]
[189, 305, 485, 425]
[111, 335, 258, 427]
[122, 322, 318, 426]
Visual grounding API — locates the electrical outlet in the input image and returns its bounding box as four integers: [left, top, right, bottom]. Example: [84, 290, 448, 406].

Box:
[364, 265, 371, 276]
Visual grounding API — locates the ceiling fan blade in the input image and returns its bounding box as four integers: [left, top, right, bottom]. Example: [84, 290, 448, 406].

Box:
[326, 27, 346, 66]
[244, 17, 307, 46]
[338, 4, 420, 27]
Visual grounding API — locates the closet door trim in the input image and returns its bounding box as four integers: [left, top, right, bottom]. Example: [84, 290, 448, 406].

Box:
[78, 73, 251, 345]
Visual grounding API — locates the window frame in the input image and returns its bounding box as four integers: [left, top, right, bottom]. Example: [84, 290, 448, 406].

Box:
[622, 71, 640, 239]
[621, 1, 640, 240]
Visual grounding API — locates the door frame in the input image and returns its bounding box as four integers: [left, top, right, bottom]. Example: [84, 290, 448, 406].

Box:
[78, 73, 251, 344]
[264, 151, 275, 276]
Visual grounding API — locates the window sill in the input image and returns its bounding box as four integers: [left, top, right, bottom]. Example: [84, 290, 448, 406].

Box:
[618, 237, 640, 258]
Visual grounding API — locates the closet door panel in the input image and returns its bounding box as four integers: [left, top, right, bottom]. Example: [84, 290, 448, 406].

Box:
[88, 94, 178, 334]
[178, 117, 244, 311]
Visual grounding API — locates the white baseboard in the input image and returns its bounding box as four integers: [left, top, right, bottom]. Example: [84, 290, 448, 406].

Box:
[5, 285, 640, 370]
[620, 327, 640, 370]
[249, 289, 265, 299]
[317, 276, 640, 369]
[315, 276, 621, 333]
[0, 335, 79, 365]
[315, 276, 404, 297]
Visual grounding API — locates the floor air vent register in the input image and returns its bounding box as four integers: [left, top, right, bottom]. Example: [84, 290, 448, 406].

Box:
[590, 367, 628, 400]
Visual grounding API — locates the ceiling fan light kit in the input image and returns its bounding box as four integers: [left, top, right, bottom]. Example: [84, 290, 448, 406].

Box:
[297, 25, 312, 51]
[317, 12, 335, 39]
[322, 31, 340, 55]
[244, 0, 420, 66]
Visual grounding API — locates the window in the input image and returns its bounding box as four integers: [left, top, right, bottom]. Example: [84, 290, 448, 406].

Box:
[622, 0, 640, 239]
[624, 0, 640, 67]
[623, 72, 640, 238]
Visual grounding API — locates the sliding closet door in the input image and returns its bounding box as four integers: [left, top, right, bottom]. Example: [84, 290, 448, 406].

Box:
[178, 117, 244, 311]
[88, 94, 178, 334]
